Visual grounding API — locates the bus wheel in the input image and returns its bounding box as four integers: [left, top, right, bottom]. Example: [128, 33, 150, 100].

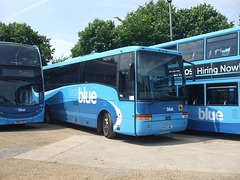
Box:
[103, 112, 116, 139]
[44, 106, 52, 123]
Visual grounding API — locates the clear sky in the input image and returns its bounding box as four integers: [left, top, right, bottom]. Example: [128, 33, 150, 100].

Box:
[1, 0, 239, 58]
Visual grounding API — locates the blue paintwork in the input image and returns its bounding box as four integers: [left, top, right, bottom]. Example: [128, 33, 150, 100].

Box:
[136, 101, 187, 136]
[0, 104, 44, 125]
[150, 27, 240, 134]
[44, 46, 187, 136]
[0, 42, 45, 125]
[187, 105, 240, 134]
[151, 27, 240, 50]
[45, 84, 136, 136]
[45, 84, 188, 136]
[43, 46, 182, 71]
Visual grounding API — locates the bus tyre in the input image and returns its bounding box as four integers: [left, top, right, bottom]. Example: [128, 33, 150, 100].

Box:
[103, 112, 116, 139]
[44, 106, 52, 123]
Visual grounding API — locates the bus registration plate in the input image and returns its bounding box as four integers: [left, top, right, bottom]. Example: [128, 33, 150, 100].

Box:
[162, 125, 173, 130]
[15, 120, 26, 124]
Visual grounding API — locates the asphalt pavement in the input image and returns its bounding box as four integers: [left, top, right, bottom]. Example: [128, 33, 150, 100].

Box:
[15, 131, 240, 173]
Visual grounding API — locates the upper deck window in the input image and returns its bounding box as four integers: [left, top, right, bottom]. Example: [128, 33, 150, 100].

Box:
[179, 40, 204, 61]
[0, 43, 40, 66]
[206, 33, 237, 59]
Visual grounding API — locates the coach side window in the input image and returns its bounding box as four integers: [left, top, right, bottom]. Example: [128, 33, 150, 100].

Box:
[43, 69, 52, 91]
[206, 33, 237, 59]
[206, 82, 238, 106]
[53, 66, 65, 89]
[100, 56, 117, 87]
[188, 84, 204, 105]
[63, 64, 80, 86]
[45, 67, 63, 90]
[118, 52, 135, 101]
[81, 57, 117, 87]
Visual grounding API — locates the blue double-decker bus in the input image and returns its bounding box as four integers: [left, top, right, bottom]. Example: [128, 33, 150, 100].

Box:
[43, 46, 189, 138]
[0, 42, 44, 125]
[152, 27, 240, 135]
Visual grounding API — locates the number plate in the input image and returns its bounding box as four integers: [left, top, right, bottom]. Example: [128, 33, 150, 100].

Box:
[15, 120, 26, 124]
[162, 125, 173, 130]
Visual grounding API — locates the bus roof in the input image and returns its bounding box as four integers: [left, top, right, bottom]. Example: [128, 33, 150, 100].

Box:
[0, 41, 37, 49]
[43, 46, 182, 70]
[151, 27, 240, 48]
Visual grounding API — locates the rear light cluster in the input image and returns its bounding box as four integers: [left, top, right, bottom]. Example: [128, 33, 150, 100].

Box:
[136, 114, 152, 122]
[136, 112, 188, 122]
[182, 112, 188, 118]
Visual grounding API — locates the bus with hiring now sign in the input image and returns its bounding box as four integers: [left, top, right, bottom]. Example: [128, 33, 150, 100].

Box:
[152, 27, 240, 134]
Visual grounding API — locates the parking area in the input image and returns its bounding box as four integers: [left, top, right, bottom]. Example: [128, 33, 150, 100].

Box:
[0, 122, 240, 179]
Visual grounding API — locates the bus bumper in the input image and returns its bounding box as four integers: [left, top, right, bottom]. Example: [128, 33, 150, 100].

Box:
[135, 119, 188, 136]
[0, 111, 44, 125]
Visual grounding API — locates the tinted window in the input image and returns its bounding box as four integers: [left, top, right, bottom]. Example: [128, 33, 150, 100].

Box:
[0, 43, 40, 66]
[44, 63, 81, 91]
[1, 66, 41, 78]
[206, 82, 238, 106]
[63, 64, 80, 86]
[118, 52, 135, 101]
[44, 67, 62, 91]
[44, 69, 52, 91]
[0, 66, 44, 107]
[179, 40, 204, 61]
[0, 80, 44, 107]
[137, 51, 186, 101]
[81, 56, 117, 87]
[188, 84, 204, 106]
[53, 66, 65, 89]
[206, 33, 237, 59]
[45, 56, 118, 91]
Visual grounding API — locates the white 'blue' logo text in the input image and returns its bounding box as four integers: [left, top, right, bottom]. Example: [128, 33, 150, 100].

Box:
[78, 87, 97, 104]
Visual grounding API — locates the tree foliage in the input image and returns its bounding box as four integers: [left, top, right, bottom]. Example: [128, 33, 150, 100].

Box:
[71, 19, 117, 57]
[115, 0, 171, 47]
[175, 3, 234, 39]
[239, 14, 240, 26]
[0, 22, 54, 65]
[51, 55, 70, 64]
[71, 0, 234, 57]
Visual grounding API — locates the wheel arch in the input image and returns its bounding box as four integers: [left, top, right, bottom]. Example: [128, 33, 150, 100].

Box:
[97, 110, 108, 133]
[44, 104, 52, 123]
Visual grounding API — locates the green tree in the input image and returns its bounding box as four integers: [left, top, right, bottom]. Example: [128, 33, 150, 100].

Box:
[71, 0, 234, 57]
[0, 22, 55, 65]
[71, 19, 116, 57]
[239, 14, 240, 26]
[115, 0, 171, 47]
[51, 55, 69, 64]
[175, 3, 234, 39]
